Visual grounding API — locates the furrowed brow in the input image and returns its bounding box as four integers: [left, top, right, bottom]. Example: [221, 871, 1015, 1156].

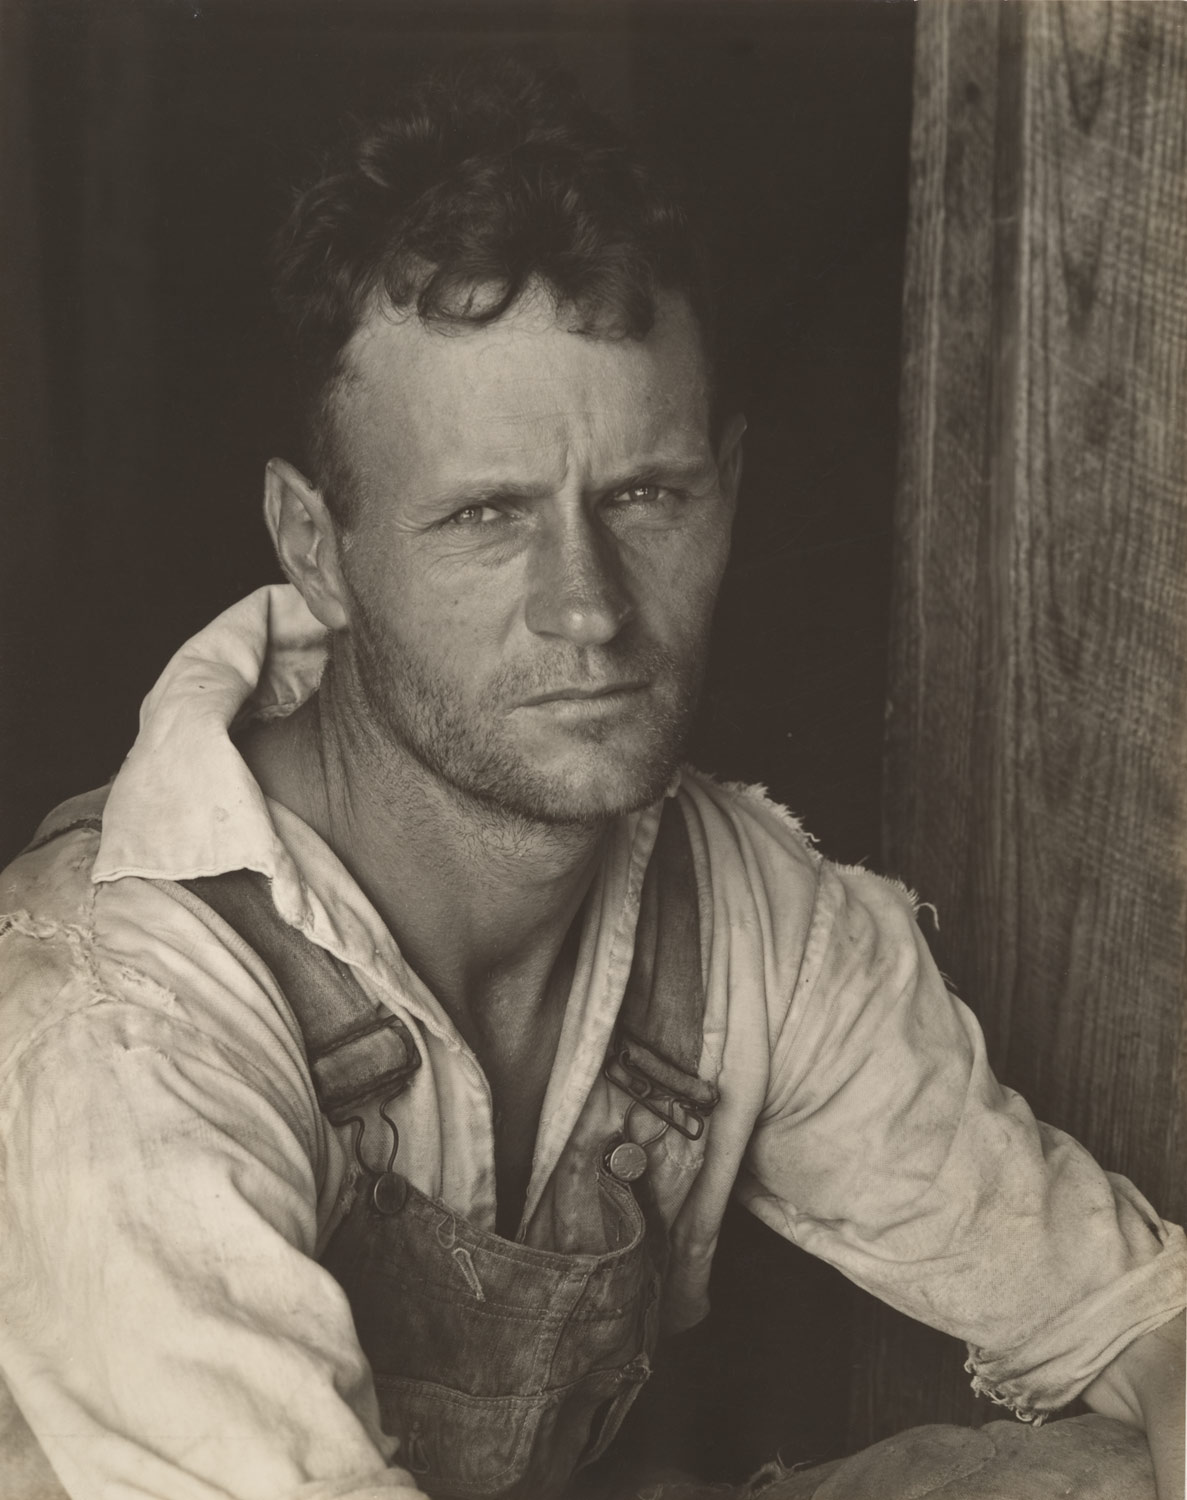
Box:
[422, 455, 716, 514]
[604, 457, 717, 491]
[426, 479, 557, 511]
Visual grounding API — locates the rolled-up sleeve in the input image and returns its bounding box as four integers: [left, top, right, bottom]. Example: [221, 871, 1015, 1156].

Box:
[0, 909, 423, 1500]
[736, 860, 1187, 1420]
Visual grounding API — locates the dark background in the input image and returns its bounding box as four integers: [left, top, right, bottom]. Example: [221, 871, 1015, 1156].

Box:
[3, 0, 915, 1477]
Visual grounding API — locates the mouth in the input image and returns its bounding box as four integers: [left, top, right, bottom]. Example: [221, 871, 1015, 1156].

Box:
[517, 682, 648, 709]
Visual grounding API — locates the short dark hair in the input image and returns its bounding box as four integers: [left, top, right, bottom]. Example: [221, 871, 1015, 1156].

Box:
[270, 60, 718, 523]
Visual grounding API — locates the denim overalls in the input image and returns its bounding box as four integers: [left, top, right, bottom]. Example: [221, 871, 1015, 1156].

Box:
[181, 800, 718, 1500]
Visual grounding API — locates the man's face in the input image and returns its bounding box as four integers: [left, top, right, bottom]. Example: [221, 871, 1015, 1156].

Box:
[326, 288, 738, 826]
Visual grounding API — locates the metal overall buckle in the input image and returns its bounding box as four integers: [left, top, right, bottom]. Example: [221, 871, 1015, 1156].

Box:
[602, 1037, 718, 1183]
[604, 1037, 716, 1141]
[318, 1012, 421, 1218]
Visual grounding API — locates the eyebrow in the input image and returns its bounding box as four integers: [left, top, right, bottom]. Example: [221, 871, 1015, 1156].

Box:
[426, 456, 717, 511]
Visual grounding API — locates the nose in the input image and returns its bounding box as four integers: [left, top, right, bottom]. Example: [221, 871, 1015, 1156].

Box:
[523, 509, 633, 648]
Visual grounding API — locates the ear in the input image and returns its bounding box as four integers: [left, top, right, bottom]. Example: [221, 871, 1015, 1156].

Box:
[715, 413, 747, 508]
[263, 459, 351, 632]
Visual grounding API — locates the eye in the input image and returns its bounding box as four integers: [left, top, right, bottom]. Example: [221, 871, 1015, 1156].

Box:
[605, 481, 685, 523]
[447, 503, 504, 526]
[615, 482, 665, 505]
[612, 483, 678, 513]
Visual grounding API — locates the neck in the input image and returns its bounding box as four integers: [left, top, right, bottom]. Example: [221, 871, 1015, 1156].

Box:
[239, 677, 608, 1040]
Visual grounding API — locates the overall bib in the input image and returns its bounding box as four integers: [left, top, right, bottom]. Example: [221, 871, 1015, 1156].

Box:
[178, 799, 717, 1500]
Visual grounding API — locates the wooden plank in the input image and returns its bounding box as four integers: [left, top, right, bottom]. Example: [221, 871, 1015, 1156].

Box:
[854, 0, 1187, 1446]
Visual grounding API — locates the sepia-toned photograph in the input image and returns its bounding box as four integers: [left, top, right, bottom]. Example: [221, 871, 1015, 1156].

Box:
[0, 2, 1183, 1498]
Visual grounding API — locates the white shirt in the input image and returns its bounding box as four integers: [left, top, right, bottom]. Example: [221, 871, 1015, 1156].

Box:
[0, 585, 1182, 1500]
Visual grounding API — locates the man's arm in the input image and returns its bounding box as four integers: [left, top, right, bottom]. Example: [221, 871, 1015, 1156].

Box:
[0, 883, 426, 1500]
[728, 852, 1187, 1433]
[1081, 1310, 1185, 1500]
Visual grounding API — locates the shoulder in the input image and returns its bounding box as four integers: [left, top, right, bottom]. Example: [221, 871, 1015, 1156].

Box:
[674, 767, 822, 887]
[673, 766, 921, 957]
[673, 767, 943, 1018]
[0, 789, 113, 1061]
[676, 768, 927, 913]
[0, 790, 315, 1138]
[1, 785, 110, 923]
[670, 769, 827, 1044]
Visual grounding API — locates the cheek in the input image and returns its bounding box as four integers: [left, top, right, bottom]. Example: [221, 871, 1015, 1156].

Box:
[388, 581, 523, 695]
[350, 538, 507, 648]
[632, 526, 730, 638]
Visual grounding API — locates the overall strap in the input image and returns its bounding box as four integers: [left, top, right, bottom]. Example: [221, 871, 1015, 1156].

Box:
[24, 806, 420, 1124]
[28, 800, 713, 1137]
[181, 803, 716, 1142]
[604, 797, 719, 1140]
[179, 870, 420, 1124]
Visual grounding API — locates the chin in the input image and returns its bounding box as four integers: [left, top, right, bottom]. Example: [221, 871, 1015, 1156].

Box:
[542, 778, 671, 827]
[462, 748, 678, 828]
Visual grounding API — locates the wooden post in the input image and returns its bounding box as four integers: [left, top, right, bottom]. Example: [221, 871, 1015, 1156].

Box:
[853, 0, 1187, 1444]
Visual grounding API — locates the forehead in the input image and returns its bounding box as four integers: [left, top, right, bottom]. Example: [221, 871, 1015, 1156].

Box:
[335, 290, 714, 497]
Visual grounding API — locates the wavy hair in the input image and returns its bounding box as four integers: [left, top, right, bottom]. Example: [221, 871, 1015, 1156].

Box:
[271, 60, 717, 521]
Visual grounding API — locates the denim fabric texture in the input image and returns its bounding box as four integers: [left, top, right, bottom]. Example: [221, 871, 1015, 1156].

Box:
[324, 1166, 663, 1500]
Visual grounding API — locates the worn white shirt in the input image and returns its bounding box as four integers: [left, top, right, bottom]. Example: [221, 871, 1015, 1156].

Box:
[0, 585, 1182, 1500]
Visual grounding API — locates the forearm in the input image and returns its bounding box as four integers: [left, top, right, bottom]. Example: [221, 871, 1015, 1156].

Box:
[1081, 1310, 1184, 1500]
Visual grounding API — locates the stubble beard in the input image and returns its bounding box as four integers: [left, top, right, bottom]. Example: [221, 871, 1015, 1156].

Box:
[339, 605, 707, 830]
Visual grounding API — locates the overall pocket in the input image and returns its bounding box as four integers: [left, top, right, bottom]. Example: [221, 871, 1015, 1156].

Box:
[377, 1359, 650, 1500]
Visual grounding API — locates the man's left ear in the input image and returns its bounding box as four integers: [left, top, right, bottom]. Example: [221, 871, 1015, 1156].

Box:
[716, 414, 747, 506]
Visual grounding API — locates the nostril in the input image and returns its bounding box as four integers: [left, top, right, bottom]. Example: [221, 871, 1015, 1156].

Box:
[527, 579, 632, 645]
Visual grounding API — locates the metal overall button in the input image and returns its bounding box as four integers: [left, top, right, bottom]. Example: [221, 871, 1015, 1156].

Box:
[341, 1097, 408, 1215]
[605, 1140, 648, 1182]
[604, 1099, 669, 1183]
[373, 1170, 408, 1215]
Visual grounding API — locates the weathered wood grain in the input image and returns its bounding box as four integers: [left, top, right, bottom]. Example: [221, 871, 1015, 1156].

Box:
[853, 0, 1187, 1445]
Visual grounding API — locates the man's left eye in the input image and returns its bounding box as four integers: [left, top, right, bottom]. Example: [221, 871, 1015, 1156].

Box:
[448, 504, 503, 526]
[614, 483, 667, 506]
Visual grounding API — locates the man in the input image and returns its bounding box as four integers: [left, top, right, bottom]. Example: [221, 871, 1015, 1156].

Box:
[0, 63, 1182, 1500]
